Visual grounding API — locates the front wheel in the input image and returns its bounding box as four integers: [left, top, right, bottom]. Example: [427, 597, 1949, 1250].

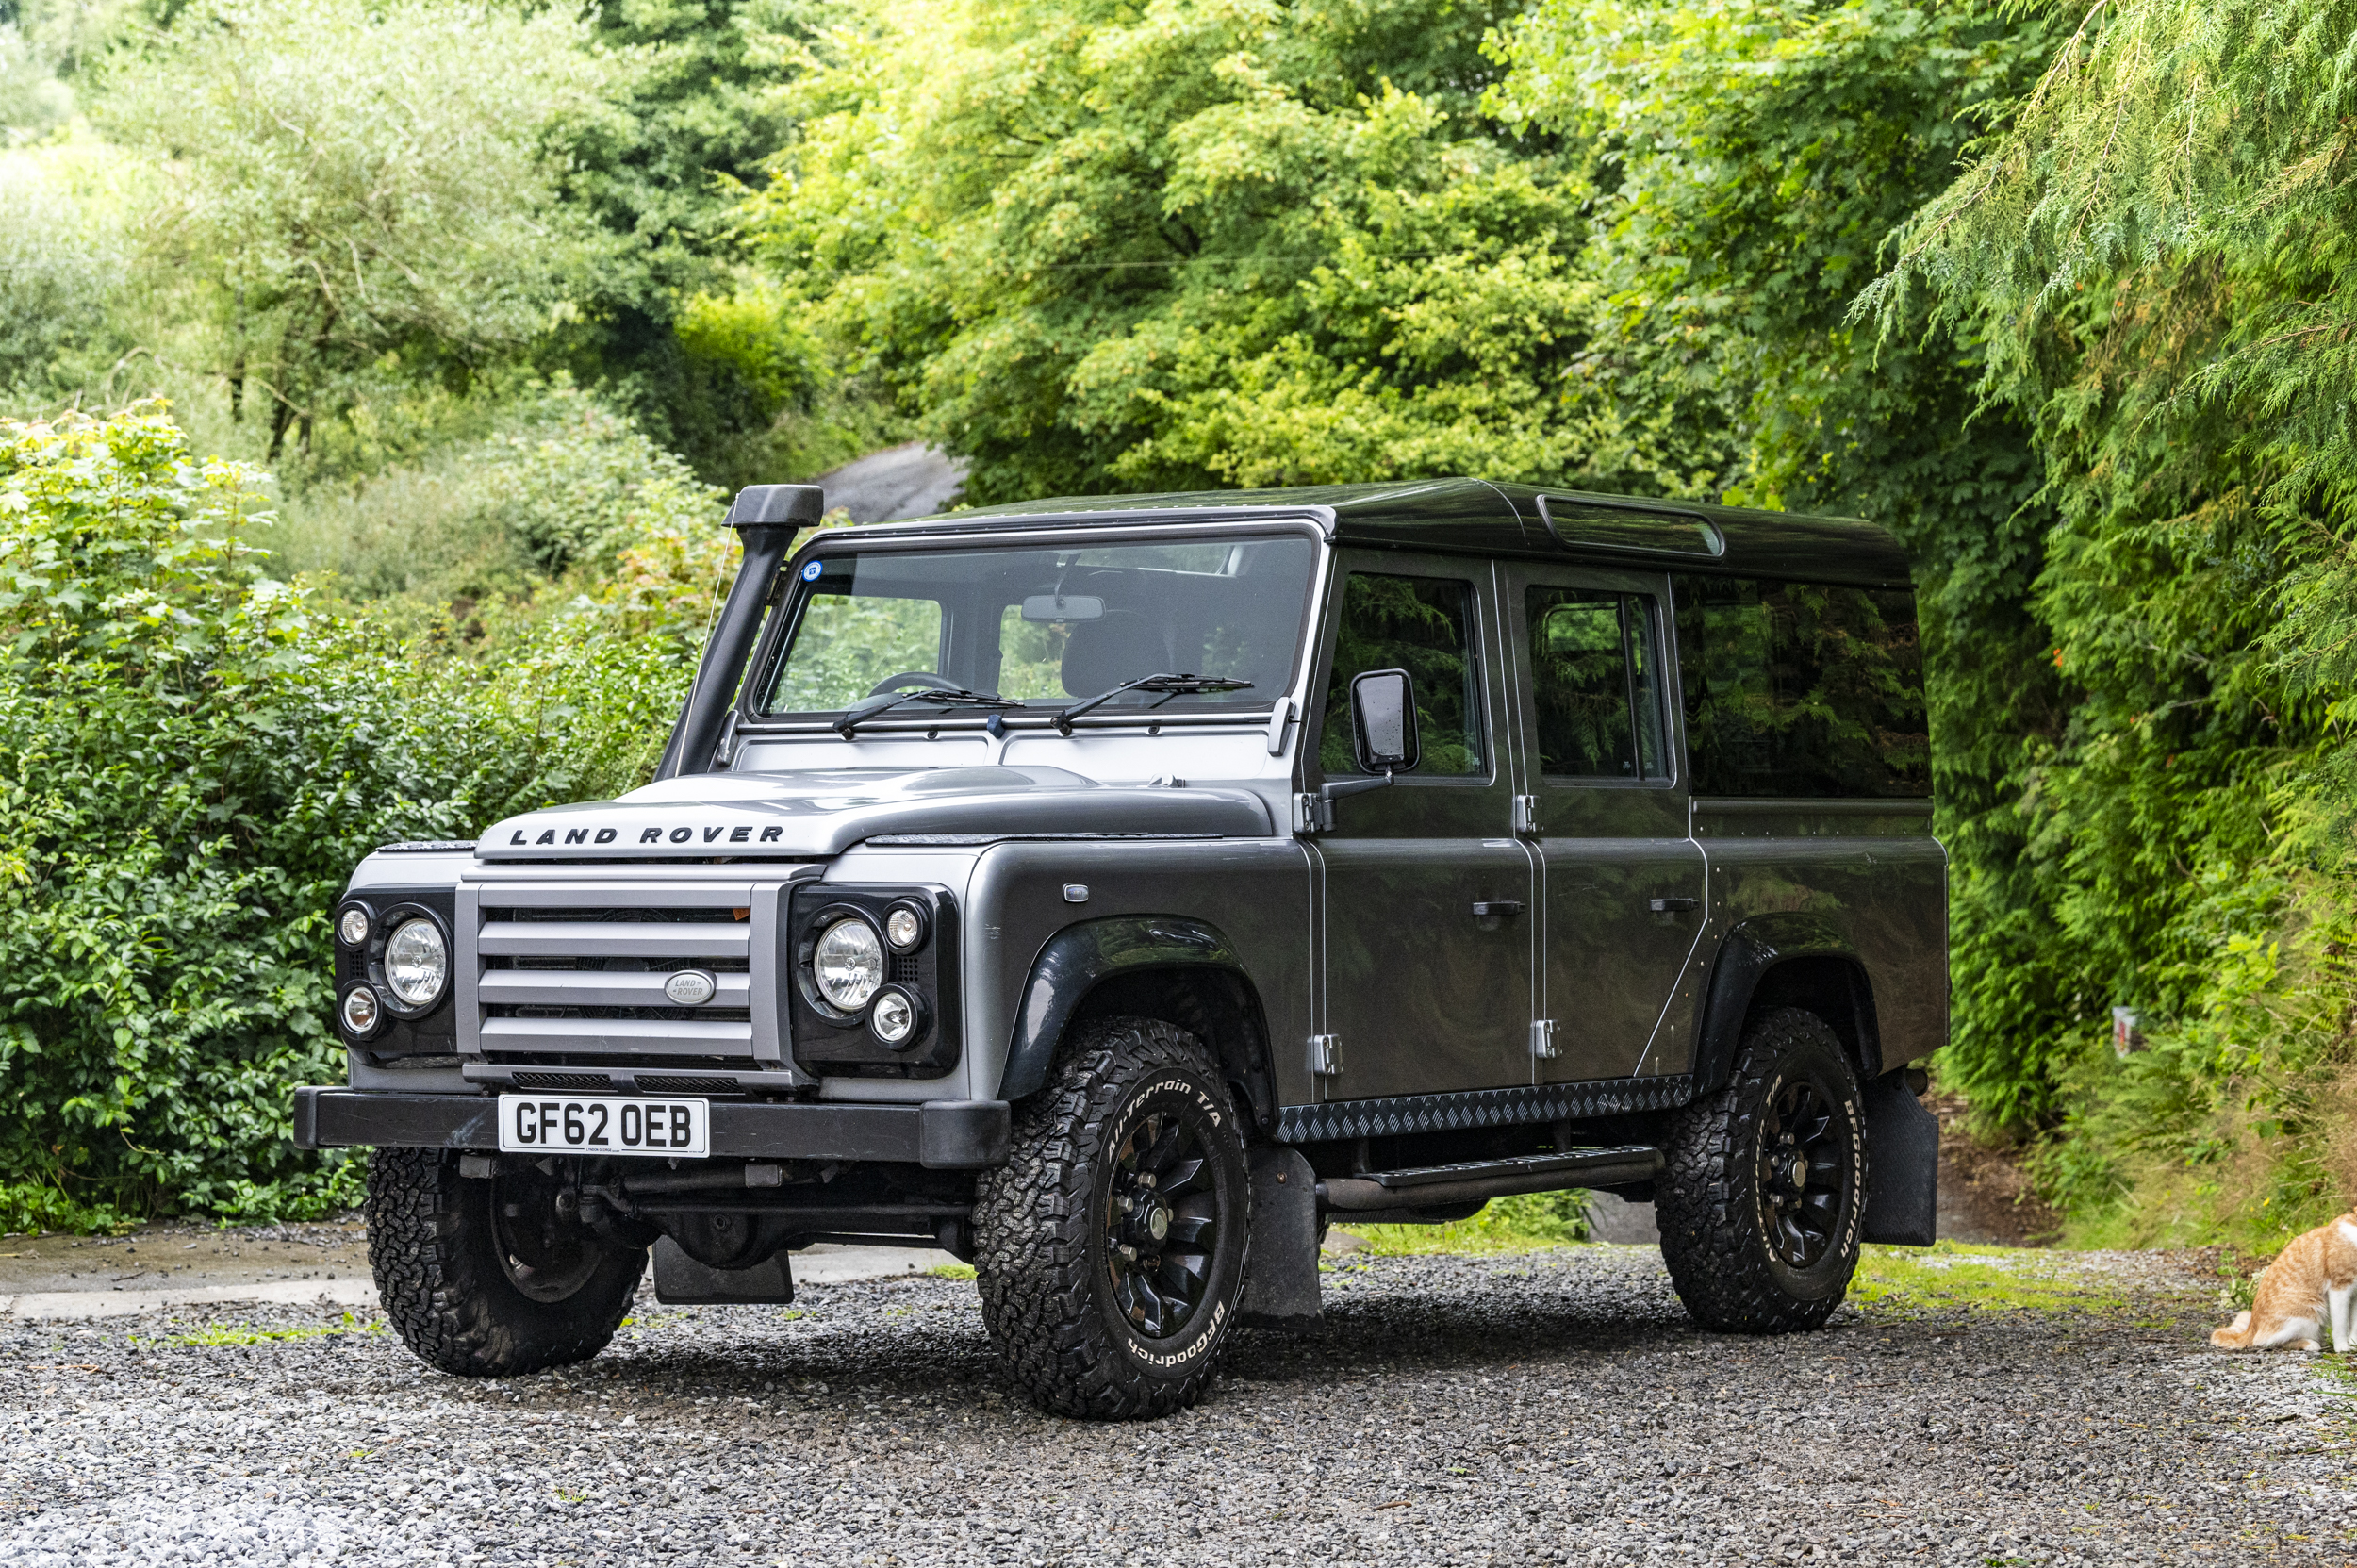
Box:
[367, 1148, 647, 1377]
[1656, 1007, 1867, 1333]
[972, 1016, 1251, 1419]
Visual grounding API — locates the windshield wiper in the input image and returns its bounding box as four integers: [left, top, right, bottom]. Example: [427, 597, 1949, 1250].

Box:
[1053, 673, 1252, 735]
[834, 686, 1017, 738]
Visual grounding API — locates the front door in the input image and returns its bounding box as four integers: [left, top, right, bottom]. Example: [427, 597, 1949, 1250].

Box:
[1310, 554, 1534, 1100]
[1501, 564, 1707, 1081]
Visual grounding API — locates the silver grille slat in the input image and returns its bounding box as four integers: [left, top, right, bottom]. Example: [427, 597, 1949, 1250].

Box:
[457, 870, 816, 1074]
[482, 1017, 755, 1055]
[477, 971, 754, 1009]
[478, 922, 750, 960]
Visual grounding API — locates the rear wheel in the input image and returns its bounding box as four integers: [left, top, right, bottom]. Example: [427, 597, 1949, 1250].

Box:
[1656, 1007, 1867, 1332]
[368, 1147, 646, 1377]
[972, 1016, 1250, 1419]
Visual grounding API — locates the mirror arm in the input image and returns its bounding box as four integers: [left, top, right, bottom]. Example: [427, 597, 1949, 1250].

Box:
[1320, 767, 1395, 804]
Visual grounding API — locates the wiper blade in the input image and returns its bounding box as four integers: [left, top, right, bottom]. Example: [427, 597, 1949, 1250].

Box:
[1053, 672, 1252, 735]
[834, 686, 1017, 738]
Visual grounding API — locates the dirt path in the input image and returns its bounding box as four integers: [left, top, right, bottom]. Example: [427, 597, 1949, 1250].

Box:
[3, 1243, 2350, 1566]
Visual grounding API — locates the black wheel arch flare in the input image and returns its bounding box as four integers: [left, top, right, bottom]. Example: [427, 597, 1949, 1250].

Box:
[999, 915, 1277, 1131]
[1694, 913, 1885, 1095]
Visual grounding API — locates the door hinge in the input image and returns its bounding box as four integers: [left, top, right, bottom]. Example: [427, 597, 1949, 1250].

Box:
[1530, 1019, 1558, 1061]
[1512, 793, 1541, 837]
[1307, 1033, 1343, 1076]
[1292, 792, 1334, 835]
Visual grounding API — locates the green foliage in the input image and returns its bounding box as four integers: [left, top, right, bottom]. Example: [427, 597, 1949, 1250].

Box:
[93, 0, 620, 460]
[0, 140, 140, 404]
[1343, 1190, 1592, 1255]
[1851, 0, 2357, 1223]
[0, 402, 729, 1229]
[1492, 0, 2067, 1123]
[750, 0, 1640, 503]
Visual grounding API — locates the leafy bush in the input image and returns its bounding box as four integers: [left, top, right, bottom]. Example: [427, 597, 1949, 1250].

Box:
[0, 403, 731, 1230]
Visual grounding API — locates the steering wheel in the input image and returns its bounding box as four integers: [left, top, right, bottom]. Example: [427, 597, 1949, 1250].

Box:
[865, 670, 960, 699]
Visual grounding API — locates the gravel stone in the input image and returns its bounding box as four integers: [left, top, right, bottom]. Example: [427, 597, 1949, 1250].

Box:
[3, 1245, 2351, 1565]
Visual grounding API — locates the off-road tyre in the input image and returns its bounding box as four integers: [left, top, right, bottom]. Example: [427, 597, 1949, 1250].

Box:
[972, 1016, 1251, 1419]
[367, 1147, 646, 1377]
[1656, 1007, 1867, 1333]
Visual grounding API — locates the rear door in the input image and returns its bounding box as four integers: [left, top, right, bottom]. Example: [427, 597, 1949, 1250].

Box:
[1501, 563, 1708, 1082]
[1309, 553, 1535, 1099]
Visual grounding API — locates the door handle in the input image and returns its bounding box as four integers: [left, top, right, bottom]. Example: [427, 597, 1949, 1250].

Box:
[1471, 900, 1525, 918]
[1649, 897, 1700, 914]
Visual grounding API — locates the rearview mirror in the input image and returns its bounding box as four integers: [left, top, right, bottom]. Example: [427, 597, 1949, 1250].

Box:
[1021, 593, 1104, 622]
[1349, 668, 1418, 773]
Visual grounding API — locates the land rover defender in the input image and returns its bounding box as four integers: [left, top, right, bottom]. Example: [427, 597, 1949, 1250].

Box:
[296, 478, 1945, 1419]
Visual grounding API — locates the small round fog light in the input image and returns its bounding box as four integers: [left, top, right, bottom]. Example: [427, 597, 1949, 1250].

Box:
[340, 985, 381, 1035]
[870, 986, 921, 1048]
[884, 904, 927, 952]
[337, 907, 371, 948]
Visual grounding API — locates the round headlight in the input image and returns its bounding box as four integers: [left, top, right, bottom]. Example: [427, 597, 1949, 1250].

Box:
[870, 986, 920, 1048]
[813, 917, 884, 1012]
[884, 904, 927, 952]
[340, 985, 381, 1035]
[384, 916, 449, 1008]
[337, 906, 371, 948]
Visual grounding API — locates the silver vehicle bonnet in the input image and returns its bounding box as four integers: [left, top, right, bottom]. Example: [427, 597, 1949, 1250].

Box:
[476, 765, 1274, 861]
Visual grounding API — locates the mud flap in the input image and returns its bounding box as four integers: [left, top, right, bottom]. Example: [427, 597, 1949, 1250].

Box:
[1238, 1146, 1323, 1329]
[1859, 1071, 1937, 1246]
[651, 1237, 796, 1305]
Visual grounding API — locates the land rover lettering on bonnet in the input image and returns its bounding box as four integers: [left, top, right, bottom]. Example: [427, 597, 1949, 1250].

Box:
[297, 478, 1946, 1420]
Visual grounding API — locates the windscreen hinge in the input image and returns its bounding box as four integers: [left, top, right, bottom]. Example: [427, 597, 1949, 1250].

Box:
[1291, 792, 1333, 835]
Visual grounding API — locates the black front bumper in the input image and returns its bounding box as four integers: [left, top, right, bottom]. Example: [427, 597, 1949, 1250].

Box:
[291, 1087, 1011, 1170]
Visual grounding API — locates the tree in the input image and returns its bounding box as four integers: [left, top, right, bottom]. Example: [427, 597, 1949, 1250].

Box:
[748, 0, 1652, 504]
[96, 0, 620, 460]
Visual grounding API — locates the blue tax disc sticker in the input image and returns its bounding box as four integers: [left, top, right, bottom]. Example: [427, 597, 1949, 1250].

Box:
[801, 560, 823, 581]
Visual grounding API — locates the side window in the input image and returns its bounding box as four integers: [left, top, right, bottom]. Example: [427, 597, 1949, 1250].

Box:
[1671, 576, 1929, 798]
[1526, 586, 1668, 780]
[1321, 572, 1485, 776]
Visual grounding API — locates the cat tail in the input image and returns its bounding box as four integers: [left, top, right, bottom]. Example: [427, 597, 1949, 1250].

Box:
[2210, 1310, 2255, 1348]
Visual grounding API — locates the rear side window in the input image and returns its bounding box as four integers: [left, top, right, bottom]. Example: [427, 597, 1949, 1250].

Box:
[1321, 572, 1485, 776]
[1671, 577, 1928, 799]
[1526, 586, 1668, 780]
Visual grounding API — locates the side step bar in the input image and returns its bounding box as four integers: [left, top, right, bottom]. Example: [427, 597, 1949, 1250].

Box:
[1316, 1144, 1664, 1213]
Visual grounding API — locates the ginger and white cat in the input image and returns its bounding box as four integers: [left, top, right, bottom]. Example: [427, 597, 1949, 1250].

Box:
[2210, 1211, 2357, 1353]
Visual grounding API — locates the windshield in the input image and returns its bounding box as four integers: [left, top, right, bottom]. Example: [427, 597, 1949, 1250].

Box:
[759, 536, 1318, 719]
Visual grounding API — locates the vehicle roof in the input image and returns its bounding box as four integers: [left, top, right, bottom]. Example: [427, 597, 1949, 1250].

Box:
[845, 478, 1912, 587]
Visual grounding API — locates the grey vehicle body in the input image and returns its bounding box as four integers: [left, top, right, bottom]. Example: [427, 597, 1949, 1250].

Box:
[301, 478, 1944, 1394]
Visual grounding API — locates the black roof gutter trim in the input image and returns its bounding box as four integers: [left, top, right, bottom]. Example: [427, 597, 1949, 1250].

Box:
[849, 506, 1342, 541]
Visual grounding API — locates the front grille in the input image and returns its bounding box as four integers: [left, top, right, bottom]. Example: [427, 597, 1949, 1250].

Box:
[461, 880, 783, 1071]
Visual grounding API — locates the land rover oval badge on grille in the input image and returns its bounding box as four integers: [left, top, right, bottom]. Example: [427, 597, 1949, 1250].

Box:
[664, 969, 717, 1007]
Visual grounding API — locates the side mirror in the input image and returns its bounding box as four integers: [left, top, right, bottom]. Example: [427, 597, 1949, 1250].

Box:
[1349, 668, 1418, 774]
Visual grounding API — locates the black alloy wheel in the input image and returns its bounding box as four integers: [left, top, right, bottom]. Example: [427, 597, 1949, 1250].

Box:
[973, 1015, 1251, 1419]
[1757, 1076, 1847, 1270]
[1101, 1104, 1221, 1339]
[369, 1147, 646, 1377]
[491, 1163, 604, 1303]
[1656, 1007, 1867, 1333]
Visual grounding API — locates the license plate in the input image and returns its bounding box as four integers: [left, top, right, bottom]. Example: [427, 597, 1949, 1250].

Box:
[497, 1095, 709, 1158]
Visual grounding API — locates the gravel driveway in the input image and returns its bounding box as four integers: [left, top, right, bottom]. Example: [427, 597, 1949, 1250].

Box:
[4, 1244, 2351, 1566]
